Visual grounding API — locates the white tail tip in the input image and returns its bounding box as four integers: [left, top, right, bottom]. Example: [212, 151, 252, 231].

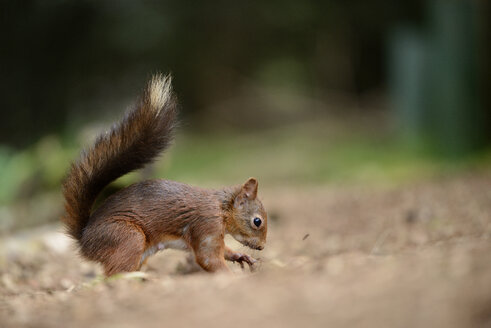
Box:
[149, 73, 172, 114]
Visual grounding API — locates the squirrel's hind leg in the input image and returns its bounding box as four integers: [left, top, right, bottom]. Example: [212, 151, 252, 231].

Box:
[80, 219, 147, 277]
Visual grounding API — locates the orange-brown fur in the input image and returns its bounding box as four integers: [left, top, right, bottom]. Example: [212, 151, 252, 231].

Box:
[62, 74, 267, 276]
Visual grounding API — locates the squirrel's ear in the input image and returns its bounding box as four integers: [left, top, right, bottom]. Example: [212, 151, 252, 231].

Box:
[241, 177, 258, 200]
[234, 178, 258, 208]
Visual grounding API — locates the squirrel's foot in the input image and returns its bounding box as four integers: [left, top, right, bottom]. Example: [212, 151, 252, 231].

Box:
[229, 253, 257, 271]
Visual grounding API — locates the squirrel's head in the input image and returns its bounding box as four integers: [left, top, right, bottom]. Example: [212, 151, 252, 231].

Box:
[228, 178, 267, 251]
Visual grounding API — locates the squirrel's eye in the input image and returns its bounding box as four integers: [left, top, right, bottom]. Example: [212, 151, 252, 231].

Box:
[253, 217, 262, 228]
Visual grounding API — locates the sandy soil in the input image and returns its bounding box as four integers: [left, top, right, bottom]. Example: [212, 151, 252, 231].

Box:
[1, 173, 491, 328]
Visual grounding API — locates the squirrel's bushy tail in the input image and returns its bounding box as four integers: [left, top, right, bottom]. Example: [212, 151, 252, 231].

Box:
[62, 74, 177, 240]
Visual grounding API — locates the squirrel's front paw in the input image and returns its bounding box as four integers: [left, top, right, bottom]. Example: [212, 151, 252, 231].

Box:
[230, 253, 257, 271]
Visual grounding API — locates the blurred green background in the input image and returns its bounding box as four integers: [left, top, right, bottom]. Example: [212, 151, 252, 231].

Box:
[0, 0, 490, 232]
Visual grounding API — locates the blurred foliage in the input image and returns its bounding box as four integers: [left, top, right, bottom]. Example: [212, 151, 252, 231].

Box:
[0, 0, 425, 147]
[1, 115, 490, 233]
[160, 123, 491, 187]
[389, 0, 490, 156]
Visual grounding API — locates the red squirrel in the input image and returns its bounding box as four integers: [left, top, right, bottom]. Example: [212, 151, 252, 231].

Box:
[62, 74, 267, 276]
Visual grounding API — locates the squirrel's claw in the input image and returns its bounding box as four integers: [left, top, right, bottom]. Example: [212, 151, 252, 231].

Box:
[231, 253, 257, 271]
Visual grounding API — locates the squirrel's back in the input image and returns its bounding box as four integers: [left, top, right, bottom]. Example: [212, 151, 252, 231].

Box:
[62, 74, 177, 241]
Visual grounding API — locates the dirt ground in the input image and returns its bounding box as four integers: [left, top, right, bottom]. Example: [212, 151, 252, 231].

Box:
[1, 172, 491, 328]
